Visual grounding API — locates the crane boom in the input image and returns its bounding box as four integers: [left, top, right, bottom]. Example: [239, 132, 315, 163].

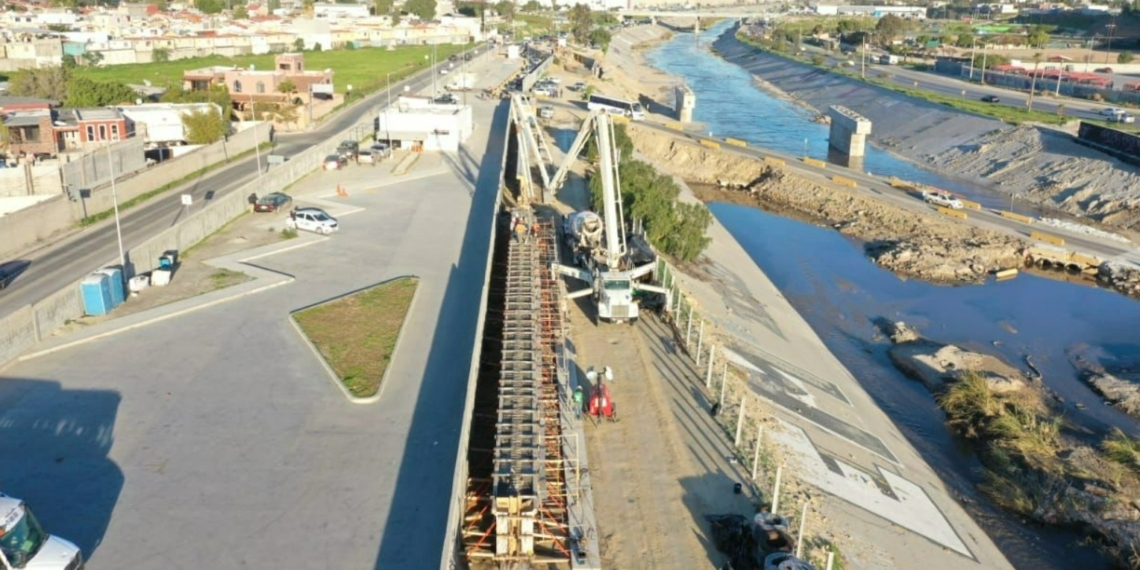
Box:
[595, 112, 625, 269]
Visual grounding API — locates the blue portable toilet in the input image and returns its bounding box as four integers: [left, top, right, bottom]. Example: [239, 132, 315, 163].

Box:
[81, 272, 113, 316]
[99, 266, 125, 308]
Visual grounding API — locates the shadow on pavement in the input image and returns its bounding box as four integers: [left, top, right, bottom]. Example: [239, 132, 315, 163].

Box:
[0, 378, 123, 559]
[372, 101, 510, 568]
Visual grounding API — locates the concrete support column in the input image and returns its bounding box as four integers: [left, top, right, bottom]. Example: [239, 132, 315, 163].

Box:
[827, 105, 872, 158]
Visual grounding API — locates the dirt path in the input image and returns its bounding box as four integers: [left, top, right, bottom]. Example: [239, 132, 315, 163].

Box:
[571, 304, 755, 569]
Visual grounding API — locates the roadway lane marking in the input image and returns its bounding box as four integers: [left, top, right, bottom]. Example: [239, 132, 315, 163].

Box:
[770, 419, 974, 559]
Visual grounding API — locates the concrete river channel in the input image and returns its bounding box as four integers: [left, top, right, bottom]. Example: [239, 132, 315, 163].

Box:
[642, 21, 1140, 570]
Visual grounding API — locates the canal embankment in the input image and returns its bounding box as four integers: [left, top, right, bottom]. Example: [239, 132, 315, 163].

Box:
[711, 27, 1140, 233]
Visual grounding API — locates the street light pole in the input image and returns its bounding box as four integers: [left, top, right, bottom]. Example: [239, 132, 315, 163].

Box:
[1106, 21, 1116, 64]
[969, 36, 977, 81]
[250, 93, 262, 176]
[105, 142, 125, 268]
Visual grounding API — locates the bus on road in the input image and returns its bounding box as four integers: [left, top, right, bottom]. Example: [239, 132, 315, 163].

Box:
[587, 94, 645, 121]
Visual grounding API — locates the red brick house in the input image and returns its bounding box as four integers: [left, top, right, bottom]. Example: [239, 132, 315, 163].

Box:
[3, 109, 62, 158]
[75, 108, 131, 145]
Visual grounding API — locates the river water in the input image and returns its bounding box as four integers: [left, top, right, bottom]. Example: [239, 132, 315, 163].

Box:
[641, 23, 1140, 570]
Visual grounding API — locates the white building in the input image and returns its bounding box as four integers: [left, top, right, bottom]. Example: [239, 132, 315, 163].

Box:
[376, 96, 473, 152]
[313, 3, 371, 20]
[117, 102, 224, 146]
[814, 5, 927, 19]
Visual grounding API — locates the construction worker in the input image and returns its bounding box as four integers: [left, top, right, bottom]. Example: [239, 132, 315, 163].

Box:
[515, 217, 529, 244]
[572, 385, 585, 419]
[247, 192, 258, 212]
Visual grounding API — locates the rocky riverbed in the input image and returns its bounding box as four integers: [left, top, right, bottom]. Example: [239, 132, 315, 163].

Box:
[882, 320, 1140, 568]
[626, 124, 1026, 285]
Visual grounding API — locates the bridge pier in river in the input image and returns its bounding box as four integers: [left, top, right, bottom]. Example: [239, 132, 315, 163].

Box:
[827, 105, 872, 165]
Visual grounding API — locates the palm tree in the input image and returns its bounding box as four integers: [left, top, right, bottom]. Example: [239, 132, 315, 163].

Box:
[1027, 52, 1043, 113]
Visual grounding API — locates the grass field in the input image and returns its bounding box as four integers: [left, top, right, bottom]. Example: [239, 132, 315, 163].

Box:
[294, 277, 418, 399]
[75, 44, 469, 95]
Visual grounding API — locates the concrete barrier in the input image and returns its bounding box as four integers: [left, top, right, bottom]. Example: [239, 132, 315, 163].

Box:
[0, 195, 75, 260]
[995, 268, 1019, 280]
[803, 157, 827, 168]
[724, 137, 747, 147]
[889, 177, 918, 190]
[700, 139, 721, 150]
[665, 121, 684, 130]
[999, 210, 1034, 224]
[831, 175, 857, 188]
[1070, 252, 1103, 267]
[0, 305, 38, 368]
[938, 206, 968, 219]
[31, 283, 83, 340]
[764, 156, 786, 167]
[958, 198, 981, 210]
[1030, 231, 1065, 246]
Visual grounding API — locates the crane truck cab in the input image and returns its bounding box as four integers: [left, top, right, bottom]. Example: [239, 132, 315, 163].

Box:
[597, 275, 637, 324]
[0, 494, 83, 570]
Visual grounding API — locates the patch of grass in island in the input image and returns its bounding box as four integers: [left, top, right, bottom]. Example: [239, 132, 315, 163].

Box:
[208, 268, 251, 291]
[294, 277, 418, 398]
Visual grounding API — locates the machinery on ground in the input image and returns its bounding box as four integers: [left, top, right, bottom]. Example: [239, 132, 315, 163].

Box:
[548, 110, 671, 324]
[0, 493, 83, 570]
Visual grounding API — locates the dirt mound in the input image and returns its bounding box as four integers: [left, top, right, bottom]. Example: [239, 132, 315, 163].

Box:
[627, 125, 1026, 285]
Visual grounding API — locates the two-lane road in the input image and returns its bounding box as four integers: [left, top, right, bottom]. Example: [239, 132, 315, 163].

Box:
[0, 48, 486, 318]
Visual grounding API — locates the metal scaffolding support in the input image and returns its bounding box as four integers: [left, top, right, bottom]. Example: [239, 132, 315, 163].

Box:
[464, 218, 570, 569]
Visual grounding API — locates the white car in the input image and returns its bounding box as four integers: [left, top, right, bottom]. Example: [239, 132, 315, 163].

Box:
[1109, 113, 1136, 124]
[923, 190, 964, 209]
[286, 208, 339, 234]
[538, 105, 555, 119]
[1101, 107, 1124, 117]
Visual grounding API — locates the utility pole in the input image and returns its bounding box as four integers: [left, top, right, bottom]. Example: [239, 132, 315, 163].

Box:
[105, 143, 125, 268]
[969, 35, 977, 81]
[1106, 20, 1116, 64]
[980, 44, 988, 85]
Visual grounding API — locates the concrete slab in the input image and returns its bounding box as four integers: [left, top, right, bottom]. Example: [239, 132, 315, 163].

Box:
[0, 96, 512, 570]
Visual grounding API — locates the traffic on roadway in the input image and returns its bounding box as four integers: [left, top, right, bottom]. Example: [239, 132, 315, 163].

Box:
[0, 45, 487, 320]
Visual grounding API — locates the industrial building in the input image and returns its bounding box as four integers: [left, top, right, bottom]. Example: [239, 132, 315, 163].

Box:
[375, 96, 474, 152]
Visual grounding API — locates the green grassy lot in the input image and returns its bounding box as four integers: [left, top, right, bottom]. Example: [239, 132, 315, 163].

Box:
[75, 44, 468, 95]
[294, 277, 418, 399]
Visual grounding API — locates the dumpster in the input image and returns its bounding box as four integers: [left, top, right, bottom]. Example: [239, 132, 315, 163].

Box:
[81, 273, 114, 316]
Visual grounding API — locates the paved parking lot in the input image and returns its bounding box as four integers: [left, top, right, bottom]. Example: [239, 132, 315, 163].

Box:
[0, 59, 520, 570]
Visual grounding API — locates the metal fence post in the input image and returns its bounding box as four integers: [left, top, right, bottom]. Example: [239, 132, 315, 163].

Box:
[705, 345, 715, 388]
[772, 465, 783, 513]
[734, 396, 747, 447]
[719, 362, 728, 410]
[685, 306, 694, 348]
[795, 501, 809, 558]
[751, 425, 764, 480]
[696, 320, 705, 366]
[825, 552, 835, 570]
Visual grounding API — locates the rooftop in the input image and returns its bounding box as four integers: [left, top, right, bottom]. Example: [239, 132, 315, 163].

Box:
[3, 109, 50, 127]
[75, 107, 122, 121]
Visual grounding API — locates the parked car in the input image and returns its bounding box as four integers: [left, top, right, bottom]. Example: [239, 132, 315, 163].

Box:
[370, 143, 392, 158]
[980, 94, 1000, 103]
[336, 140, 359, 158]
[254, 192, 292, 212]
[1095, 67, 1114, 74]
[1101, 107, 1124, 117]
[286, 207, 339, 235]
[538, 105, 555, 119]
[922, 190, 964, 209]
[570, 81, 587, 92]
[323, 154, 346, 170]
[1109, 113, 1136, 124]
[357, 150, 376, 164]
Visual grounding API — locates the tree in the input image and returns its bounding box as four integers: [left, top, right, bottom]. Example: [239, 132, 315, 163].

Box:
[1119, 51, 1134, 64]
[233, 4, 248, 18]
[275, 104, 300, 129]
[181, 107, 228, 144]
[404, 0, 435, 20]
[0, 120, 9, 154]
[65, 77, 137, 107]
[1026, 26, 1050, 48]
[1027, 52, 1042, 112]
[162, 84, 233, 120]
[955, 33, 974, 48]
[293, 37, 305, 51]
[7, 66, 69, 101]
[277, 79, 297, 95]
[194, 0, 225, 13]
[495, 0, 513, 20]
[569, 3, 592, 45]
[153, 47, 171, 62]
[589, 28, 611, 50]
[81, 51, 104, 66]
[267, 0, 280, 11]
[373, 0, 393, 16]
[522, 0, 541, 11]
[874, 14, 907, 44]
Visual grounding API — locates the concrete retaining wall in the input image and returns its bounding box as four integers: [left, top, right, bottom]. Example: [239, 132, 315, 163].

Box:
[0, 163, 63, 197]
[0, 194, 74, 260]
[68, 123, 270, 220]
[32, 284, 83, 342]
[0, 305, 38, 368]
[60, 137, 147, 192]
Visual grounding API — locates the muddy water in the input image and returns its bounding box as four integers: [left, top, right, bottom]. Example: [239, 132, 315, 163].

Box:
[712, 201, 1140, 570]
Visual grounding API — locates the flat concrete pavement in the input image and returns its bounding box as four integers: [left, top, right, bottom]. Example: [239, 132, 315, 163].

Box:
[0, 64, 518, 570]
[666, 177, 1017, 570]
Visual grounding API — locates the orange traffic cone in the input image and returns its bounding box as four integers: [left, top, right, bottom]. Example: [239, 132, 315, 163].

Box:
[336, 184, 348, 197]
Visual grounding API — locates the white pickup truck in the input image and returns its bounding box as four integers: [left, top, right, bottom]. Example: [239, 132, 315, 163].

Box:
[922, 189, 964, 210]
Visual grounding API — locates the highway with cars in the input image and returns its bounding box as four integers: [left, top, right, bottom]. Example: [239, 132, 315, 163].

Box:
[0, 47, 485, 320]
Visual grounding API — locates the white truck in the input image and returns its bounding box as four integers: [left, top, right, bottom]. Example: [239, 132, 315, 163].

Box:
[446, 72, 476, 91]
[922, 189, 964, 209]
[0, 494, 83, 569]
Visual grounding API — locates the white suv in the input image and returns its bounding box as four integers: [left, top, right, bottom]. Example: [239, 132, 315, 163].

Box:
[923, 190, 964, 209]
[286, 208, 339, 235]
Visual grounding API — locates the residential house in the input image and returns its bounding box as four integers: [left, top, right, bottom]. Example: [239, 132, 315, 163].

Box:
[183, 53, 334, 112]
[3, 108, 62, 157]
[118, 102, 223, 146]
